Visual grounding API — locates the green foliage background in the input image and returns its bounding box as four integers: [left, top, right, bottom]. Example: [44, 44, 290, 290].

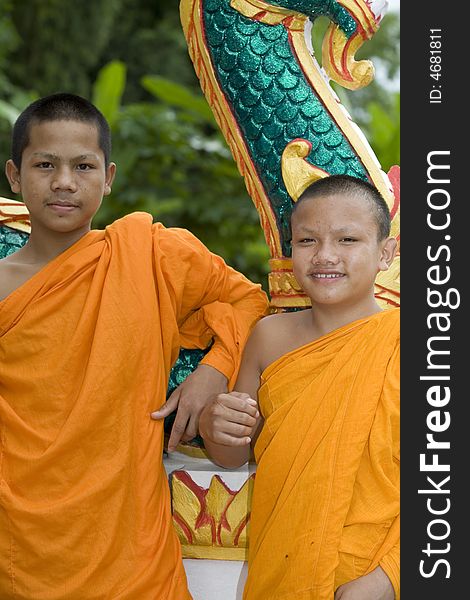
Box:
[0, 0, 399, 290]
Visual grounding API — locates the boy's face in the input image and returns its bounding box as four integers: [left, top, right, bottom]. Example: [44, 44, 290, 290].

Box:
[291, 192, 396, 310]
[5, 119, 116, 236]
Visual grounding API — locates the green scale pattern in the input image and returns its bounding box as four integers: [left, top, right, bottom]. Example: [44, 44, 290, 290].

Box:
[202, 0, 368, 256]
[264, 0, 356, 37]
[165, 346, 209, 446]
[0, 225, 29, 259]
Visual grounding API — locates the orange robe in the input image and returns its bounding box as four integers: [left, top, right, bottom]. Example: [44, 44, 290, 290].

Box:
[0, 212, 267, 599]
[244, 309, 400, 600]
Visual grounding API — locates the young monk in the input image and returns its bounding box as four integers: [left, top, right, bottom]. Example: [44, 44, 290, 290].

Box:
[0, 93, 268, 599]
[199, 174, 400, 599]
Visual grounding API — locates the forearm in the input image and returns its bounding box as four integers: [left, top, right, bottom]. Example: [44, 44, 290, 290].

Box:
[379, 541, 400, 599]
[201, 324, 266, 466]
[335, 566, 395, 600]
[198, 391, 260, 467]
[202, 437, 251, 469]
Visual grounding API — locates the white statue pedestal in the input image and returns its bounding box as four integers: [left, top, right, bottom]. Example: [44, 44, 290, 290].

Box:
[164, 451, 255, 599]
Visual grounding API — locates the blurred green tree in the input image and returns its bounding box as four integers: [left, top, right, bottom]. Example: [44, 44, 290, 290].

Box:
[0, 1, 400, 289]
[99, 1, 201, 103]
[90, 66, 270, 286]
[0, 0, 38, 196]
[8, 0, 123, 98]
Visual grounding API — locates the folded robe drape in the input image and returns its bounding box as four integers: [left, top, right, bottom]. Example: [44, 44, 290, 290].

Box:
[243, 309, 400, 600]
[0, 212, 267, 599]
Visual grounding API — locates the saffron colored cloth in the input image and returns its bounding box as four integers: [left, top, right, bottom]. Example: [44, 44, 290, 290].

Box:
[244, 309, 400, 600]
[0, 212, 267, 599]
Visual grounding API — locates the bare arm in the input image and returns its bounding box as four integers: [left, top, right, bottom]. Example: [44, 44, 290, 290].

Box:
[335, 566, 395, 600]
[199, 319, 266, 468]
[378, 527, 400, 598]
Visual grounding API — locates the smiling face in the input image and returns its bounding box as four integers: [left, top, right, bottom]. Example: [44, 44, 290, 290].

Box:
[291, 192, 396, 313]
[5, 119, 116, 239]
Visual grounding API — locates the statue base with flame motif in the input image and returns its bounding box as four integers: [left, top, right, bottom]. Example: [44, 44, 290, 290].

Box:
[165, 451, 254, 599]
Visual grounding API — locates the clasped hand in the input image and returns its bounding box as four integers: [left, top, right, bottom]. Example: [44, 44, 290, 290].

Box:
[199, 391, 260, 447]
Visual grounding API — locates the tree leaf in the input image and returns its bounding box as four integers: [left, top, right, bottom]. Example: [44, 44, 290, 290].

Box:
[92, 60, 126, 126]
[0, 99, 19, 126]
[141, 75, 215, 124]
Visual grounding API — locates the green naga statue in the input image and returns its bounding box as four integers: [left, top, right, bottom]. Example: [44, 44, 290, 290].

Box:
[180, 0, 400, 310]
[0, 0, 399, 451]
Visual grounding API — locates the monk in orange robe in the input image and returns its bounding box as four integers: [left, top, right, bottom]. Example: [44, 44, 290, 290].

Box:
[200, 175, 400, 599]
[0, 93, 268, 599]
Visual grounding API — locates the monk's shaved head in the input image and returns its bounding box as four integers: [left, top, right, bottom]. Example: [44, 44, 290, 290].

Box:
[291, 175, 391, 241]
[12, 92, 111, 169]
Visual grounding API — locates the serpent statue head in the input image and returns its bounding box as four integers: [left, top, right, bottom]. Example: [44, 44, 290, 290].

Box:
[180, 0, 399, 309]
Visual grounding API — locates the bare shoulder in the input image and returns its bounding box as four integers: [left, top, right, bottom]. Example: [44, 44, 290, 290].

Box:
[252, 310, 308, 337]
[248, 309, 312, 372]
[0, 256, 18, 301]
[0, 253, 41, 301]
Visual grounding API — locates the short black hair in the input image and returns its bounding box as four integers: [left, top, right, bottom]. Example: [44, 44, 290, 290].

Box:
[11, 93, 111, 169]
[291, 174, 391, 240]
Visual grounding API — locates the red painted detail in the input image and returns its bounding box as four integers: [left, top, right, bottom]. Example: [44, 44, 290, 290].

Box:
[173, 512, 194, 544]
[172, 471, 246, 546]
[375, 285, 400, 298]
[282, 16, 294, 28]
[253, 11, 268, 22]
[290, 137, 313, 152]
[375, 296, 400, 307]
[234, 514, 250, 547]
[340, 34, 355, 82]
[387, 165, 401, 220]
[211, 475, 237, 545]
[173, 470, 206, 502]
[172, 470, 211, 535]
[328, 30, 348, 81]
[351, 0, 376, 35]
